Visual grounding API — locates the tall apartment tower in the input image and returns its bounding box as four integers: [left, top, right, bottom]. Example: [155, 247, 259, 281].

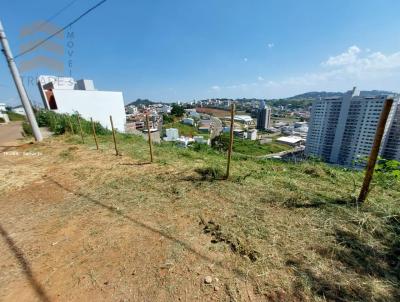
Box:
[383, 103, 400, 160]
[305, 87, 399, 167]
[256, 101, 272, 130]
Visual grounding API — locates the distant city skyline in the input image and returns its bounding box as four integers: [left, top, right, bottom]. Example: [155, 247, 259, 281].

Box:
[1, 0, 400, 106]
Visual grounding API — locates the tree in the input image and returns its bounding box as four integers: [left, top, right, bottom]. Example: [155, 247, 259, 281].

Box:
[171, 104, 185, 117]
[162, 114, 174, 124]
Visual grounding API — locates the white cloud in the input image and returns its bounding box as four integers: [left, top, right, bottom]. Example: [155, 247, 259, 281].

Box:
[322, 46, 400, 75]
[210, 45, 400, 98]
[211, 85, 221, 91]
[267, 43, 274, 49]
[323, 45, 361, 67]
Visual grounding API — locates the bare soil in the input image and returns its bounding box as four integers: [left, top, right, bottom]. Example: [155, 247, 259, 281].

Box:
[1, 136, 398, 302]
[0, 140, 251, 301]
[0, 121, 24, 151]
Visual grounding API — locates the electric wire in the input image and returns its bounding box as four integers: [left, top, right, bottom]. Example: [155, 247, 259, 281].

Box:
[14, 0, 108, 59]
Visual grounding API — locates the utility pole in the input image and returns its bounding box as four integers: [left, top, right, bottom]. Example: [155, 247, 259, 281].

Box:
[0, 20, 42, 141]
[225, 103, 235, 179]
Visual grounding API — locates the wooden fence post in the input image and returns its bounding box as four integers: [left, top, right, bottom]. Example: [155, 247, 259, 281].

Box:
[358, 98, 394, 203]
[77, 114, 85, 144]
[225, 103, 235, 179]
[67, 114, 74, 135]
[91, 118, 99, 150]
[146, 114, 154, 162]
[110, 115, 119, 155]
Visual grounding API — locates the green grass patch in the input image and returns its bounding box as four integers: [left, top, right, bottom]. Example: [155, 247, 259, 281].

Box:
[7, 111, 26, 121]
[163, 121, 209, 139]
[213, 133, 291, 156]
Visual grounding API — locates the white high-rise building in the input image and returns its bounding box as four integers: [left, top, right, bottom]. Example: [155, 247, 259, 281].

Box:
[305, 87, 399, 167]
[383, 103, 400, 160]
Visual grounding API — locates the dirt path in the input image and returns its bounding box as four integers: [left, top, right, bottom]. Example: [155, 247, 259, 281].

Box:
[0, 122, 24, 150]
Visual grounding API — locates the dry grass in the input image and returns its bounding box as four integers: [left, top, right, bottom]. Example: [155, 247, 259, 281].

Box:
[0, 132, 399, 301]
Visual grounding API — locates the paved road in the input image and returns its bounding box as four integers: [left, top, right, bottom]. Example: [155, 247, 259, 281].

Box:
[0, 122, 24, 150]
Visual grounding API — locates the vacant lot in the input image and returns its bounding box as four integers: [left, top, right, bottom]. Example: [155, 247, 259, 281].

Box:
[0, 134, 399, 301]
[195, 107, 230, 118]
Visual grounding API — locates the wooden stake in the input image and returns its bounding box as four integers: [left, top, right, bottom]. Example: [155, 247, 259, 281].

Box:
[146, 114, 154, 162]
[225, 103, 235, 179]
[67, 115, 74, 135]
[91, 118, 99, 150]
[77, 114, 85, 144]
[358, 98, 394, 203]
[110, 115, 119, 156]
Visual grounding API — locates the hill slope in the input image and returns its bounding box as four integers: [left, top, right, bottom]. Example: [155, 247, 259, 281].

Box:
[287, 90, 394, 100]
[0, 134, 399, 301]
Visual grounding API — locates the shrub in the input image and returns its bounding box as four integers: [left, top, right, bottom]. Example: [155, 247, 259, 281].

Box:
[195, 166, 225, 181]
[35, 110, 110, 135]
[375, 159, 400, 188]
[22, 121, 33, 136]
[162, 114, 174, 124]
[171, 104, 185, 117]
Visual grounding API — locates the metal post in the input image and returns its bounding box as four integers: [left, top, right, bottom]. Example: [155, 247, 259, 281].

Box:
[358, 98, 394, 203]
[146, 114, 154, 162]
[91, 118, 99, 150]
[110, 115, 119, 155]
[225, 104, 235, 179]
[77, 114, 85, 144]
[67, 115, 74, 135]
[0, 20, 42, 141]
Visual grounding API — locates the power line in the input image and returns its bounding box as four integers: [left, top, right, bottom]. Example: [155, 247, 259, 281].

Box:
[36, 0, 79, 31]
[14, 0, 108, 59]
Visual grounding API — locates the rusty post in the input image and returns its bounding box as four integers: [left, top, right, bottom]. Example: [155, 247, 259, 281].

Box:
[91, 118, 99, 150]
[109, 115, 119, 156]
[67, 114, 74, 135]
[358, 98, 394, 203]
[146, 114, 154, 162]
[77, 114, 85, 144]
[225, 103, 235, 179]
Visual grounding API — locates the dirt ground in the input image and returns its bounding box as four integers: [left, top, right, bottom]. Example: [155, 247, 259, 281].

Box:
[0, 139, 254, 302]
[195, 108, 230, 118]
[2, 135, 398, 302]
[0, 122, 24, 151]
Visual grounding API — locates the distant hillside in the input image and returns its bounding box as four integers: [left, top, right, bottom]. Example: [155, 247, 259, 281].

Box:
[125, 99, 157, 107]
[287, 92, 343, 100]
[287, 90, 394, 100]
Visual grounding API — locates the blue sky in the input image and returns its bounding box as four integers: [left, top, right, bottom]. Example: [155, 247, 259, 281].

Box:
[1, 0, 400, 106]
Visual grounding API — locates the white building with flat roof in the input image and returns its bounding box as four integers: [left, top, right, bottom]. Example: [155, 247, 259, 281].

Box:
[277, 136, 305, 147]
[0, 103, 9, 123]
[164, 128, 179, 141]
[37, 76, 126, 132]
[305, 87, 400, 167]
[12, 105, 26, 116]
